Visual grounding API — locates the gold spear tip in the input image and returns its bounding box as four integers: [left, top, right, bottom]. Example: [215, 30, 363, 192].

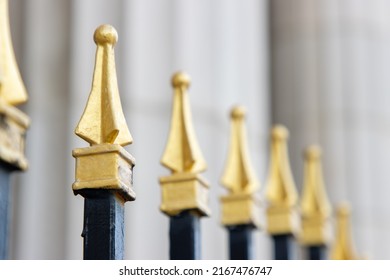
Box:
[220, 105, 261, 227]
[337, 202, 351, 217]
[221, 104, 258, 194]
[331, 202, 357, 260]
[94, 24, 118, 45]
[271, 124, 289, 140]
[172, 71, 191, 89]
[300, 144, 331, 245]
[305, 145, 322, 160]
[231, 106, 246, 120]
[0, 0, 28, 105]
[74, 23, 132, 146]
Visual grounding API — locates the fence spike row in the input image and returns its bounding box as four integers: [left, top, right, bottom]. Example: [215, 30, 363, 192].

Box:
[265, 125, 298, 259]
[220, 106, 260, 259]
[72, 25, 135, 259]
[299, 145, 331, 259]
[0, 0, 30, 259]
[220, 106, 260, 227]
[75, 25, 132, 146]
[0, 0, 28, 105]
[330, 203, 357, 260]
[159, 72, 209, 259]
[160, 72, 206, 174]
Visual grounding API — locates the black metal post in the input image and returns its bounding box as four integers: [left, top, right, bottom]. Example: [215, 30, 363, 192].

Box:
[273, 234, 293, 260]
[307, 245, 325, 260]
[228, 225, 253, 260]
[0, 164, 11, 259]
[81, 190, 125, 260]
[169, 210, 200, 260]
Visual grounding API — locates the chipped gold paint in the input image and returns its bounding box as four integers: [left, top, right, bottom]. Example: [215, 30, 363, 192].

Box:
[299, 145, 331, 245]
[159, 72, 210, 216]
[265, 125, 298, 234]
[331, 204, 357, 260]
[73, 25, 135, 202]
[220, 106, 260, 227]
[0, 0, 29, 170]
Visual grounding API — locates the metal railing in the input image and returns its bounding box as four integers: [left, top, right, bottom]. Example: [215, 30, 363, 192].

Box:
[0, 1, 358, 260]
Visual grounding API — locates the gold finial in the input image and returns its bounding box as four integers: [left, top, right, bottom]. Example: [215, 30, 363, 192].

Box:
[265, 125, 297, 207]
[159, 72, 210, 216]
[220, 106, 260, 227]
[0, 0, 28, 105]
[72, 25, 135, 202]
[221, 106, 259, 194]
[265, 125, 298, 234]
[75, 24, 132, 146]
[160, 71, 206, 174]
[300, 145, 332, 245]
[330, 203, 357, 260]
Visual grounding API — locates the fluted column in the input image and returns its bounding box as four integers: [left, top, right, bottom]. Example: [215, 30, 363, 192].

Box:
[270, 0, 390, 258]
[10, 0, 70, 259]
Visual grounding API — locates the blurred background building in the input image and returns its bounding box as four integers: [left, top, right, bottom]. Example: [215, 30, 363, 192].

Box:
[6, 0, 390, 259]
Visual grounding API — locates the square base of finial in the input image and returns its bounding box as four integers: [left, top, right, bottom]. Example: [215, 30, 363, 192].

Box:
[266, 206, 298, 235]
[220, 194, 261, 228]
[72, 144, 136, 202]
[299, 216, 331, 245]
[0, 103, 30, 171]
[159, 173, 210, 217]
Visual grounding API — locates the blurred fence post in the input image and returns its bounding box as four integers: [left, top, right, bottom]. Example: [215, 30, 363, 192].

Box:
[0, 0, 30, 260]
[220, 106, 260, 260]
[330, 204, 358, 260]
[265, 125, 298, 260]
[159, 72, 210, 260]
[299, 145, 331, 260]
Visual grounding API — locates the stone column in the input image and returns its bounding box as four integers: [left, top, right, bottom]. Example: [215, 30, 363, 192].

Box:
[270, 0, 390, 258]
[9, 0, 71, 259]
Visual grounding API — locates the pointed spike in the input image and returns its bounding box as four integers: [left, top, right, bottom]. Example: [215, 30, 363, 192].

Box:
[0, 0, 28, 105]
[75, 24, 132, 146]
[160, 71, 206, 173]
[331, 203, 357, 260]
[301, 145, 331, 218]
[300, 145, 332, 245]
[219, 106, 261, 227]
[265, 125, 298, 235]
[265, 125, 298, 207]
[220, 106, 259, 194]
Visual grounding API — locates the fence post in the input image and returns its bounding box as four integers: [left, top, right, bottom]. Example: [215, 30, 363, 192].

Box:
[265, 125, 298, 259]
[330, 203, 357, 260]
[72, 25, 135, 260]
[159, 72, 210, 260]
[0, 0, 30, 259]
[220, 106, 260, 260]
[299, 145, 331, 260]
